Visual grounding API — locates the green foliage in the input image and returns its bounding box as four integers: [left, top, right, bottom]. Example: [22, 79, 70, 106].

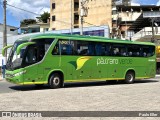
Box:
[38, 12, 50, 23]
[20, 19, 37, 26]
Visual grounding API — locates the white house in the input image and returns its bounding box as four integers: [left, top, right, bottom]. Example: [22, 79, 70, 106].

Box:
[0, 23, 18, 66]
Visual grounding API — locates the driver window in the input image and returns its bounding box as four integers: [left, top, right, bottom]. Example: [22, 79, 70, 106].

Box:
[25, 45, 37, 64]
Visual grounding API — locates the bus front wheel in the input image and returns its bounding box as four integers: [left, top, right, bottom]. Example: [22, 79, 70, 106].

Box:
[125, 71, 135, 84]
[49, 73, 62, 89]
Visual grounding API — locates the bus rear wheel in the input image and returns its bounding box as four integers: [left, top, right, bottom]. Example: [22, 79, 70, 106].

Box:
[125, 71, 135, 84]
[48, 73, 62, 89]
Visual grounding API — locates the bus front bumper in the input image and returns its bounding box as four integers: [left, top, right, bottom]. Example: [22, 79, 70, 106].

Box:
[5, 73, 23, 85]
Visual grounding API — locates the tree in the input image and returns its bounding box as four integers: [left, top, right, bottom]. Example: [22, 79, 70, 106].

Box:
[20, 19, 37, 26]
[38, 12, 50, 23]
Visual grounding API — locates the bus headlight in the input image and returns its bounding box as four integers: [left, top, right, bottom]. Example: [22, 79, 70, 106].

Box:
[14, 70, 26, 77]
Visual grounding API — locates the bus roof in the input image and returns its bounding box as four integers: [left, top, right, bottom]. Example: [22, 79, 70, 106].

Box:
[16, 33, 155, 46]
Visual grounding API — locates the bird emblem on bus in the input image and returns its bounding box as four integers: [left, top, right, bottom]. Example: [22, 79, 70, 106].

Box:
[76, 56, 91, 70]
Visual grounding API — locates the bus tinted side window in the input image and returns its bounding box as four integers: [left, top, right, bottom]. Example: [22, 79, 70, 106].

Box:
[32, 38, 54, 61]
[128, 45, 141, 57]
[38, 39, 53, 61]
[142, 45, 155, 57]
[95, 43, 111, 56]
[52, 39, 155, 57]
[111, 44, 127, 57]
[77, 41, 95, 56]
[52, 40, 78, 55]
[52, 40, 114, 56]
[77, 41, 112, 56]
[127, 45, 155, 57]
[77, 41, 88, 55]
[25, 45, 37, 64]
[60, 40, 75, 55]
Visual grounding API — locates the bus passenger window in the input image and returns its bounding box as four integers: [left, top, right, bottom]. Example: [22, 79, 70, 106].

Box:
[77, 41, 89, 56]
[142, 45, 155, 57]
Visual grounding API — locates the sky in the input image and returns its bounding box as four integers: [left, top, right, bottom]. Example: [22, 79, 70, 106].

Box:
[0, 0, 160, 27]
[0, 0, 50, 27]
[132, 0, 159, 5]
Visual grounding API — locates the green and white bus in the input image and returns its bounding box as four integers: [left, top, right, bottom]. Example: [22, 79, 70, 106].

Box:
[2, 34, 156, 88]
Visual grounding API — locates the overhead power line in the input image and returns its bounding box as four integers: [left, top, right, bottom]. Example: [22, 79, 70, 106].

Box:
[5, 3, 73, 26]
[6, 3, 40, 15]
[3, 1, 109, 34]
[6, 3, 73, 26]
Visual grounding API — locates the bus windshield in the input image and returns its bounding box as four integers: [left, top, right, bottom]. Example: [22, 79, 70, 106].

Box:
[6, 38, 54, 70]
[6, 41, 27, 70]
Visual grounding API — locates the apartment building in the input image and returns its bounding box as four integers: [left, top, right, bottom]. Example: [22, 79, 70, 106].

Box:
[50, 0, 112, 31]
[112, 0, 160, 41]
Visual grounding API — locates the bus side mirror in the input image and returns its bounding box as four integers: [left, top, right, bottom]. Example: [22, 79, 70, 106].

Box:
[16, 42, 36, 55]
[2, 45, 13, 56]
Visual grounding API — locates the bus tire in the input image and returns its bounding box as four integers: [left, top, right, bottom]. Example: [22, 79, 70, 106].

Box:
[49, 73, 62, 89]
[125, 71, 135, 84]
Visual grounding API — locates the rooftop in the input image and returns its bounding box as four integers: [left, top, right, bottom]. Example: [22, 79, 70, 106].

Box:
[0, 23, 18, 28]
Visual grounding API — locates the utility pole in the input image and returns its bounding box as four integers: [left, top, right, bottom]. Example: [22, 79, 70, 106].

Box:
[3, 0, 7, 57]
[80, 0, 84, 35]
[71, 0, 73, 35]
[80, 0, 89, 35]
[151, 18, 155, 43]
[2, 0, 7, 78]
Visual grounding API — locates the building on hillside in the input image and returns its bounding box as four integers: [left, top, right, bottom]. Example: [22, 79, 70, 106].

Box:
[50, 0, 112, 33]
[112, 0, 160, 41]
[0, 23, 18, 52]
[0, 24, 18, 67]
[0, 23, 18, 36]
[20, 22, 50, 34]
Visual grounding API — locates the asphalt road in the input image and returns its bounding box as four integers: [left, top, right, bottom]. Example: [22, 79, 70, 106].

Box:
[0, 76, 160, 119]
[0, 76, 159, 94]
